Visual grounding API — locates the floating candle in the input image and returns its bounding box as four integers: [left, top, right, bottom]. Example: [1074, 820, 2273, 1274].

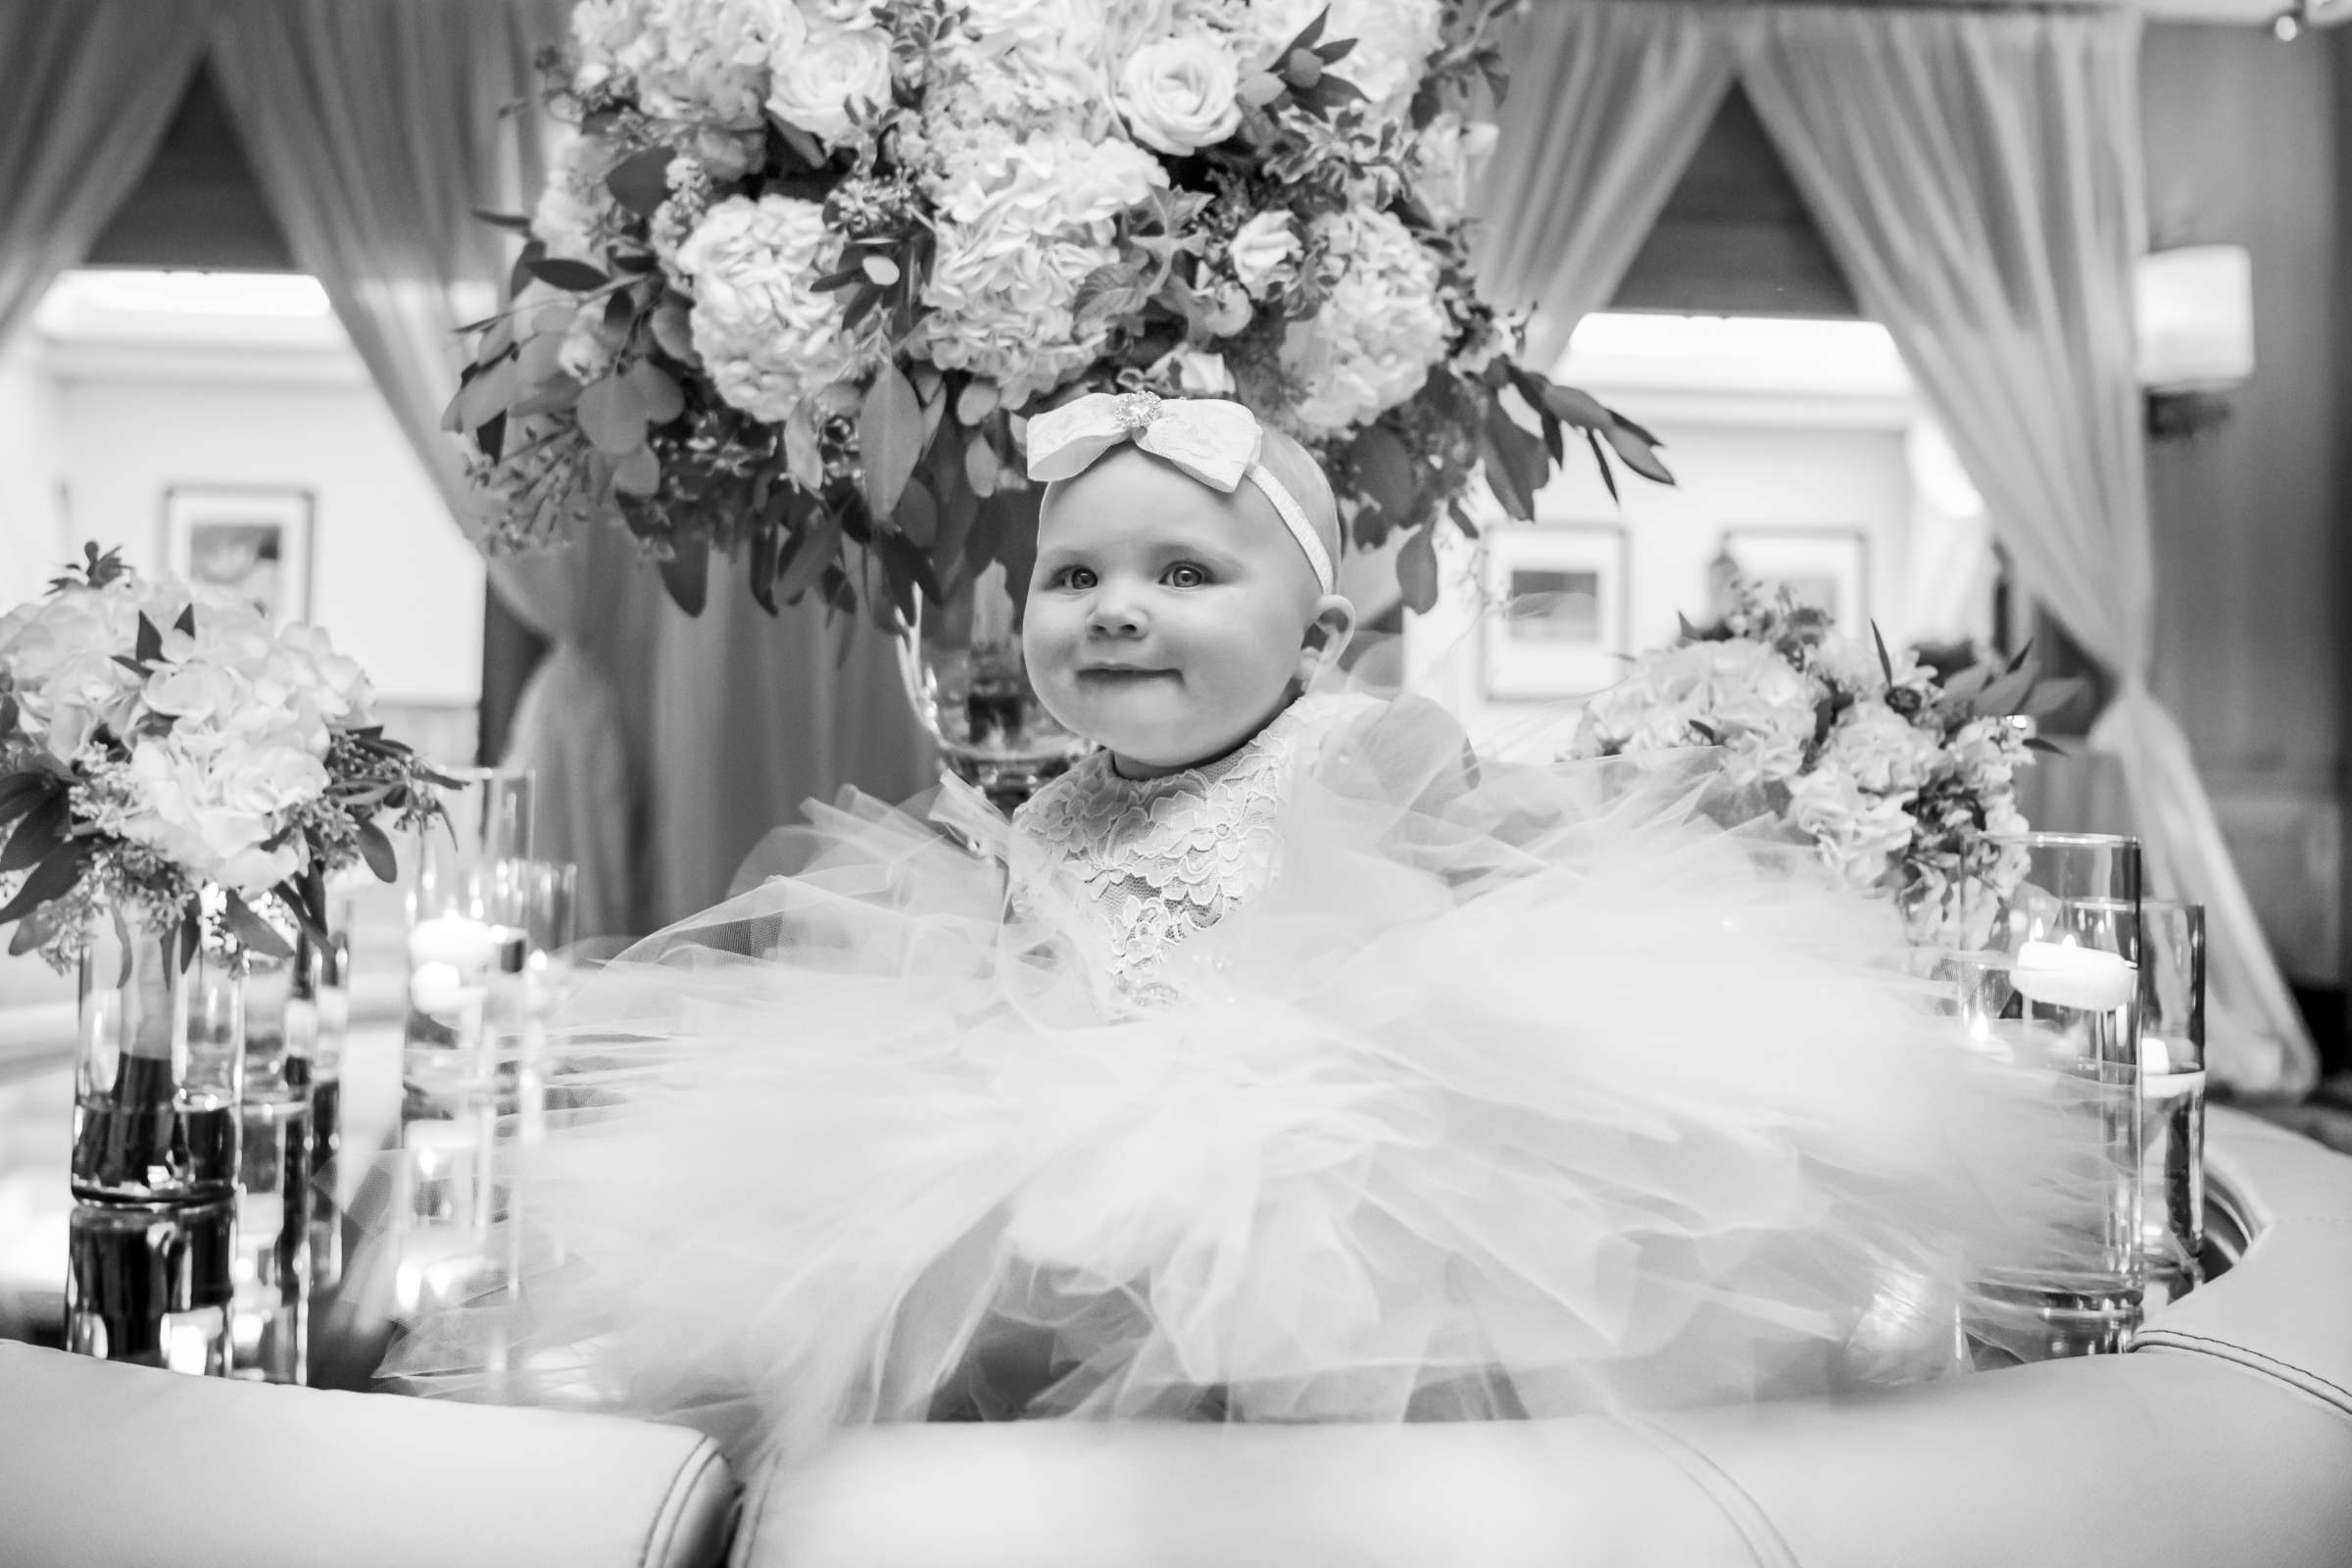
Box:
[2012, 939, 2136, 1011]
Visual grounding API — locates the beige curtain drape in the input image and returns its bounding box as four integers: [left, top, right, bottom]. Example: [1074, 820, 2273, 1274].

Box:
[212, 0, 928, 936]
[1473, 0, 1736, 369]
[1478, 1, 2313, 1092]
[1738, 5, 2314, 1094]
[0, 0, 215, 347]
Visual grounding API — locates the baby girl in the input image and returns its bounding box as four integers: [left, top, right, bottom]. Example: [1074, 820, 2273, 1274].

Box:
[401, 395, 2087, 1473]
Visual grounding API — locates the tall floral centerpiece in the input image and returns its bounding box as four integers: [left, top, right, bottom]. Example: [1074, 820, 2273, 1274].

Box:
[447, 0, 1669, 799]
[0, 544, 444, 1176]
[1570, 580, 2078, 951]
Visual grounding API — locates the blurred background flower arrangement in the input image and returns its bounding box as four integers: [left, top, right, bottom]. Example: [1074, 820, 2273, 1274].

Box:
[1572, 578, 2081, 950]
[0, 547, 446, 967]
[446, 0, 1670, 623]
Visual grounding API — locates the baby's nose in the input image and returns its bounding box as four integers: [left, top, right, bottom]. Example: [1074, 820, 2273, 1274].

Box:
[1086, 588, 1148, 637]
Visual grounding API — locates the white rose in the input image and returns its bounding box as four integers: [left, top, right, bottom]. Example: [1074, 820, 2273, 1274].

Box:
[768, 22, 894, 144]
[1116, 32, 1243, 155]
[1164, 347, 1236, 396]
[142, 661, 246, 731]
[1226, 211, 1300, 299]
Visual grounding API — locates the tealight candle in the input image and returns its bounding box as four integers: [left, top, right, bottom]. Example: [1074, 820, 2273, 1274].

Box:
[2012, 939, 2136, 1011]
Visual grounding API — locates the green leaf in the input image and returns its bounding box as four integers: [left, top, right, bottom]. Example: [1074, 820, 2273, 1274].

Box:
[0, 788, 67, 873]
[1352, 423, 1419, 521]
[955, 379, 999, 426]
[0, 772, 55, 828]
[612, 445, 663, 497]
[577, 375, 646, 455]
[774, 505, 844, 606]
[606, 145, 674, 219]
[220, 891, 293, 959]
[1537, 381, 1611, 430]
[524, 255, 611, 292]
[1600, 417, 1674, 485]
[859, 366, 925, 521]
[470, 209, 533, 235]
[135, 613, 163, 663]
[1582, 429, 1621, 505]
[355, 817, 400, 882]
[1479, 412, 1544, 521]
[894, 475, 939, 548]
[650, 301, 696, 363]
[454, 355, 520, 431]
[1396, 524, 1440, 613]
[962, 428, 1000, 499]
[1872, 622, 1895, 685]
[0, 838, 90, 926]
[659, 532, 710, 616]
[172, 604, 196, 637]
[622, 359, 685, 425]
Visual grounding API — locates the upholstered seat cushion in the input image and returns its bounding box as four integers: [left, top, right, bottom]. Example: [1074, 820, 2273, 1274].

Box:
[0, 1343, 735, 1568]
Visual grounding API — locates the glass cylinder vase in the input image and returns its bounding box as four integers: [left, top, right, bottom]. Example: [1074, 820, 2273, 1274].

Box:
[2138, 900, 2207, 1299]
[896, 560, 1092, 815]
[1957, 832, 2144, 1362]
[71, 902, 242, 1203]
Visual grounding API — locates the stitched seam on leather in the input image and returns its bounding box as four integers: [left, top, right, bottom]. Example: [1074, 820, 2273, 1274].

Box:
[640, 1442, 721, 1568]
[2134, 1332, 2352, 1419]
[1613, 1415, 1799, 1568]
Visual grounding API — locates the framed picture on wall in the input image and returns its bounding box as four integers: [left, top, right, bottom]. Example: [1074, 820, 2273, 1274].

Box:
[1715, 527, 1869, 636]
[1481, 523, 1629, 700]
[162, 486, 315, 629]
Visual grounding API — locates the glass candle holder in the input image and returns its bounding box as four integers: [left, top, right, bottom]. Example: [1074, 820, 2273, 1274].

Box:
[1959, 832, 2144, 1362]
[2138, 900, 2207, 1298]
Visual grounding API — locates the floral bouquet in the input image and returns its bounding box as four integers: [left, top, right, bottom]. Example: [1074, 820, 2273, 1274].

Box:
[0, 546, 448, 969]
[1570, 579, 2078, 950]
[446, 0, 1668, 623]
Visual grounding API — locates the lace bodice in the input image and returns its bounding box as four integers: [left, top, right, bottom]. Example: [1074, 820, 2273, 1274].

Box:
[1009, 693, 1374, 988]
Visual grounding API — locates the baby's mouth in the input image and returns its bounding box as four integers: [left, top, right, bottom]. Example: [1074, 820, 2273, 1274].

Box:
[1076, 665, 1176, 684]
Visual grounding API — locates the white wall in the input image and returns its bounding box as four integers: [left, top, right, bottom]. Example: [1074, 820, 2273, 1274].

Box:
[11, 281, 483, 706]
[1405, 315, 1936, 740]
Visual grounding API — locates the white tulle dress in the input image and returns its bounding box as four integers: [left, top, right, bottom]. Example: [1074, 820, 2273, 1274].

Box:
[384, 688, 2093, 1471]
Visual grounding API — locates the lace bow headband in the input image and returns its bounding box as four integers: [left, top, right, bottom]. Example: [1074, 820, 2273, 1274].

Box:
[1024, 392, 1336, 594]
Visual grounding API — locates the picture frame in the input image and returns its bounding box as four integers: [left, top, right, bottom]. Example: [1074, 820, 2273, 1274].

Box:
[1715, 527, 1869, 635]
[162, 486, 315, 630]
[1481, 523, 1629, 700]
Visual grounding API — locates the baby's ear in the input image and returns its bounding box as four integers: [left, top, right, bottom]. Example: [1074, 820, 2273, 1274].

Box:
[1298, 594, 1357, 680]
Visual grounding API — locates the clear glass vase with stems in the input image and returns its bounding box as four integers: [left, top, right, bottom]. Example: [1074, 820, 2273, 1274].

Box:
[71, 899, 242, 1203]
[1956, 832, 2144, 1362]
[897, 559, 1092, 816]
[67, 896, 242, 1373]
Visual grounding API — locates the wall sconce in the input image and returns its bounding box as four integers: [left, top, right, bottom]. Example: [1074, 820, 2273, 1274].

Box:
[2136, 244, 2255, 441]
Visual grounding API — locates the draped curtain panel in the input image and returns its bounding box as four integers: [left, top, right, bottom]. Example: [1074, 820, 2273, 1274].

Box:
[1737, 6, 2313, 1095]
[212, 0, 928, 937]
[0, 0, 214, 347]
[1473, 0, 1737, 369]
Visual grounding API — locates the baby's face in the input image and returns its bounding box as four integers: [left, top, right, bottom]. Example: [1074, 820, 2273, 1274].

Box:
[1024, 449, 1345, 776]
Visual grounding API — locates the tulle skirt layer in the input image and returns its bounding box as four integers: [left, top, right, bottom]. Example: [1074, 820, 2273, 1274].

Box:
[384, 697, 2101, 1471]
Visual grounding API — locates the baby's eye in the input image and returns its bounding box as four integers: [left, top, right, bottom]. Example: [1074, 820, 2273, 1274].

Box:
[1162, 563, 1211, 589]
[1054, 565, 1098, 591]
